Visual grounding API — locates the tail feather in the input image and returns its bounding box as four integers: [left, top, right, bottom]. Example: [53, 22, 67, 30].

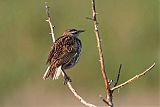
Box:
[43, 65, 62, 80]
[53, 66, 62, 80]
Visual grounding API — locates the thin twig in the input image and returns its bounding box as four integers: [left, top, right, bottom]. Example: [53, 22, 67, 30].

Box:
[86, 17, 93, 20]
[45, 2, 97, 107]
[113, 64, 122, 87]
[111, 63, 155, 91]
[99, 95, 110, 106]
[90, 0, 113, 106]
[45, 1, 55, 42]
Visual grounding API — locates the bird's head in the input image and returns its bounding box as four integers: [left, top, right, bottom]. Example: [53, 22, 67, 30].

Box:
[63, 29, 85, 37]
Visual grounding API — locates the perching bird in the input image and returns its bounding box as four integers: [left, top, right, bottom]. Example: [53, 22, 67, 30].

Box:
[43, 29, 84, 84]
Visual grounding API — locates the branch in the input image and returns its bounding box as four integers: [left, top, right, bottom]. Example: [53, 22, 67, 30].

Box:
[90, 0, 113, 106]
[113, 64, 122, 87]
[45, 2, 97, 107]
[45, 1, 55, 42]
[111, 63, 155, 91]
[61, 72, 97, 107]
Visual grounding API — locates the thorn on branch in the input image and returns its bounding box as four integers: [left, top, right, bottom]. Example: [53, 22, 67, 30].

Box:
[94, 28, 98, 32]
[86, 17, 94, 20]
[52, 25, 55, 28]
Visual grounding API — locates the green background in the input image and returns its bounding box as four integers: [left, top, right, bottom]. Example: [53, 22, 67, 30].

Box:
[0, 0, 159, 107]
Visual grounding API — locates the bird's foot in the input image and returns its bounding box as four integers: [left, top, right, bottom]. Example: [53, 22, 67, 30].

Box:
[64, 76, 72, 85]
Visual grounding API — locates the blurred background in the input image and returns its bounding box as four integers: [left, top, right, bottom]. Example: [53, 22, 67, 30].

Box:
[0, 0, 159, 107]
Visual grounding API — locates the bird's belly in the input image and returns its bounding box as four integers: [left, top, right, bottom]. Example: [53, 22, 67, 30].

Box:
[62, 52, 80, 69]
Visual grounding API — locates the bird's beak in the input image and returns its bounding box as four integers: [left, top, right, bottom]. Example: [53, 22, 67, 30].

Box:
[78, 30, 85, 33]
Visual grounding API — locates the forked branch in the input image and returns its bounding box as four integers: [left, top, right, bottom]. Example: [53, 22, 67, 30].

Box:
[89, 0, 156, 107]
[90, 0, 113, 106]
[111, 63, 155, 91]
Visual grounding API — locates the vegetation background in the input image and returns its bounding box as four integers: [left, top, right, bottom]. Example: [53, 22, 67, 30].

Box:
[0, 0, 159, 107]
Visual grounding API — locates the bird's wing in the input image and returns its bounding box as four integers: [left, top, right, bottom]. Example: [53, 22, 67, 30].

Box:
[46, 43, 55, 64]
[46, 36, 64, 64]
[46, 36, 76, 65]
[57, 36, 77, 65]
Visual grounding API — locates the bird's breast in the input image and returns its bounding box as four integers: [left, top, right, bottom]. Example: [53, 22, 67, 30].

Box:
[62, 38, 82, 69]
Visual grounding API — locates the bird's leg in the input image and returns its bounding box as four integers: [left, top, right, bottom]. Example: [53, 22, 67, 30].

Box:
[62, 69, 72, 85]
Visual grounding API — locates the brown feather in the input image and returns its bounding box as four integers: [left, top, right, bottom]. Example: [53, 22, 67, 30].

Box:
[44, 29, 83, 79]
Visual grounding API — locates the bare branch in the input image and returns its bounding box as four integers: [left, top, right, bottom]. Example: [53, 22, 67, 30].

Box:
[90, 0, 113, 106]
[61, 72, 97, 107]
[45, 2, 97, 107]
[45, 1, 55, 42]
[111, 63, 155, 91]
[113, 64, 122, 87]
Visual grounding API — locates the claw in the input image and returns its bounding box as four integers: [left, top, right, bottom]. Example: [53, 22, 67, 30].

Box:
[64, 76, 72, 85]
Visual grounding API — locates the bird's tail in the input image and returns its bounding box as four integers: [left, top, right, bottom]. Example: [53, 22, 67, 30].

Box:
[43, 65, 62, 80]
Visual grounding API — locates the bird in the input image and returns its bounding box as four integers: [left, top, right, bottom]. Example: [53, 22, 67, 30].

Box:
[43, 29, 84, 84]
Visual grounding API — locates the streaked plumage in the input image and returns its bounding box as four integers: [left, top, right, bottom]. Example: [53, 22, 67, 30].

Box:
[43, 29, 84, 83]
